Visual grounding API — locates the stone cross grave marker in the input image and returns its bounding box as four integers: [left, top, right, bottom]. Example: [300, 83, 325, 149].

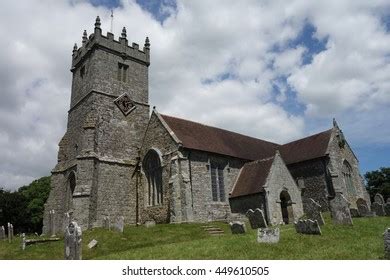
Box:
[246, 208, 267, 229]
[0, 226, 5, 240]
[63, 212, 71, 232]
[294, 219, 321, 235]
[64, 221, 82, 260]
[372, 202, 385, 216]
[374, 193, 385, 204]
[103, 217, 111, 230]
[229, 221, 246, 234]
[257, 228, 280, 243]
[114, 216, 124, 233]
[329, 193, 353, 225]
[306, 198, 325, 225]
[384, 228, 390, 260]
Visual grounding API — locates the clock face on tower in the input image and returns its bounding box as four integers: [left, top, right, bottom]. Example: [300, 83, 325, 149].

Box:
[114, 93, 136, 116]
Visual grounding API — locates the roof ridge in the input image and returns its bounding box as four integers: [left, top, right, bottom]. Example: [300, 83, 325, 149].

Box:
[160, 114, 280, 146]
[246, 156, 274, 165]
[282, 128, 332, 146]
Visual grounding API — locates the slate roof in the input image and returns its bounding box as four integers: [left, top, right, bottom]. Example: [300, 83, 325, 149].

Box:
[229, 158, 274, 198]
[159, 113, 332, 165]
[279, 129, 332, 165]
[160, 114, 279, 160]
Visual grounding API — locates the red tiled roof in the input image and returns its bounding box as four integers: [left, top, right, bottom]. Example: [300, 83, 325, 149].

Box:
[280, 129, 332, 165]
[160, 114, 279, 160]
[230, 158, 273, 198]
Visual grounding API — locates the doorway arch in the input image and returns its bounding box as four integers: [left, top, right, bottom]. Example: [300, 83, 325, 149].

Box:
[280, 190, 293, 224]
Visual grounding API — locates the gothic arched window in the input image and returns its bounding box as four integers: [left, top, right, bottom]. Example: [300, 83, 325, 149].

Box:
[143, 149, 163, 206]
[342, 160, 355, 195]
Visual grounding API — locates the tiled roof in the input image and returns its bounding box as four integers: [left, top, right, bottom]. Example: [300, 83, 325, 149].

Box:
[160, 114, 279, 160]
[229, 158, 273, 198]
[280, 129, 332, 165]
[160, 113, 332, 165]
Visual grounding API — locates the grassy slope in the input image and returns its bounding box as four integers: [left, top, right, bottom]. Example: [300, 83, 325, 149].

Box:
[0, 215, 389, 260]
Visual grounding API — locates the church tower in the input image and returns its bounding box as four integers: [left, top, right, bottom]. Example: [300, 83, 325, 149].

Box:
[43, 16, 150, 232]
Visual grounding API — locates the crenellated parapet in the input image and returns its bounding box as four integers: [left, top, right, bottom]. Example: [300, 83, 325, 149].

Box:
[71, 16, 150, 71]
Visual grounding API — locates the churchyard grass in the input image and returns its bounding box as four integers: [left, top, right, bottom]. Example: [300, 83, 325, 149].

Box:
[0, 215, 389, 260]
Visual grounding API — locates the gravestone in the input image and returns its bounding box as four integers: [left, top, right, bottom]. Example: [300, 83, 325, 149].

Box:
[329, 193, 353, 225]
[103, 217, 111, 230]
[294, 219, 321, 235]
[384, 203, 390, 216]
[357, 202, 369, 217]
[387, 198, 390, 204]
[349, 208, 360, 218]
[229, 221, 246, 234]
[306, 199, 325, 225]
[384, 228, 390, 260]
[374, 193, 385, 204]
[114, 216, 124, 233]
[7, 223, 13, 243]
[64, 222, 82, 260]
[145, 220, 156, 228]
[0, 226, 5, 240]
[246, 208, 267, 229]
[49, 210, 56, 236]
[372, 202, 385, 216]
[257, 228, 280, 243]
[87, 239, 98, 249]
[21, 233, 26, 250]
[63, 212, 71, 232]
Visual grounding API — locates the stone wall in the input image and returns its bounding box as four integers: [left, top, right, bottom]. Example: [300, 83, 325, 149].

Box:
[229, 193, 267, 218]
[265, 153, 304, 225]
[287, 158, 330, 211]
[327, 125, 369, 208]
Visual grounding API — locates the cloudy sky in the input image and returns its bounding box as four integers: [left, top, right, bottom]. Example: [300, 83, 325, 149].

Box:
[0, 0, 389, 190]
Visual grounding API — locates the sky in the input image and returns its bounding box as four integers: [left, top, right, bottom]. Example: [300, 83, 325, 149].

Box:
[0, 0, 389, 190]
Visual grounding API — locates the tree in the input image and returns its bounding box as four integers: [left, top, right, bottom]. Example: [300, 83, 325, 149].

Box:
[365, 167, 390, 202]
[0, 176, 51, 234]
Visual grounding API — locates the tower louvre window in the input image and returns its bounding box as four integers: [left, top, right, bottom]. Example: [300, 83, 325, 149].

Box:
[80, 66, 85, 78]
[210, 163, 225, 202]
[118, 63, 129, 82]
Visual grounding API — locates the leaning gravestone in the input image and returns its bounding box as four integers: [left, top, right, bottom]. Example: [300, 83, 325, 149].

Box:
[374, 193, 385, 205]
[64, 222, 82, 260]
[103, 217, 111, 230]
[229, 221, 246, 234]
[357, 203, 369, 217]
[257, 228, 280, 243]
[384, 228, 390, 260]
[372, 202, 385, 216]
[246, 208, 267, 229]
[0, 226, 5, 240]
[114, 216, 124, 233]
[306, 199, 325, 225]
[87, 239, 98, 249]
[294, 219, 321, 235]
[384, 203, 390, 216]
[329, 193, 353, 225]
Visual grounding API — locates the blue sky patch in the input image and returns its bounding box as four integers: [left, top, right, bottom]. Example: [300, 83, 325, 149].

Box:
[89, 0, 121, 9]
[136, 0, 177, 23]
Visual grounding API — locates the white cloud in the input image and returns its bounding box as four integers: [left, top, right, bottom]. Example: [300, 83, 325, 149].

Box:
[0, 0, 389, 190]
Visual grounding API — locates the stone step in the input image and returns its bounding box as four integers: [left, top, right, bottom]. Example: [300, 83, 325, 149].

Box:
[204, 227, 222, 231]
[207, 230, 224, 234]
[209, 231, 225, 236]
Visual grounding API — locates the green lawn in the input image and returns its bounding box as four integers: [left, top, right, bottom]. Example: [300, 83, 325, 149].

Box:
[1, 215, 389, 260]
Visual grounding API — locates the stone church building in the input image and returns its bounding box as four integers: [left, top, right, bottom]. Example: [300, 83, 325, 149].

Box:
[43, 18, 370, 233]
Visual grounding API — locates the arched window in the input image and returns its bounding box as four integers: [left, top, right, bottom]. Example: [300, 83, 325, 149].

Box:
[69, 172, 76, 194]
[343, 160, 355, 195]
[66, 172, 76, 212]
[143, 149, 163, 206]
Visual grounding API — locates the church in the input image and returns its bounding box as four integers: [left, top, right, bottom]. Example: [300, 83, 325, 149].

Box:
[43, 17, 370, 233]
